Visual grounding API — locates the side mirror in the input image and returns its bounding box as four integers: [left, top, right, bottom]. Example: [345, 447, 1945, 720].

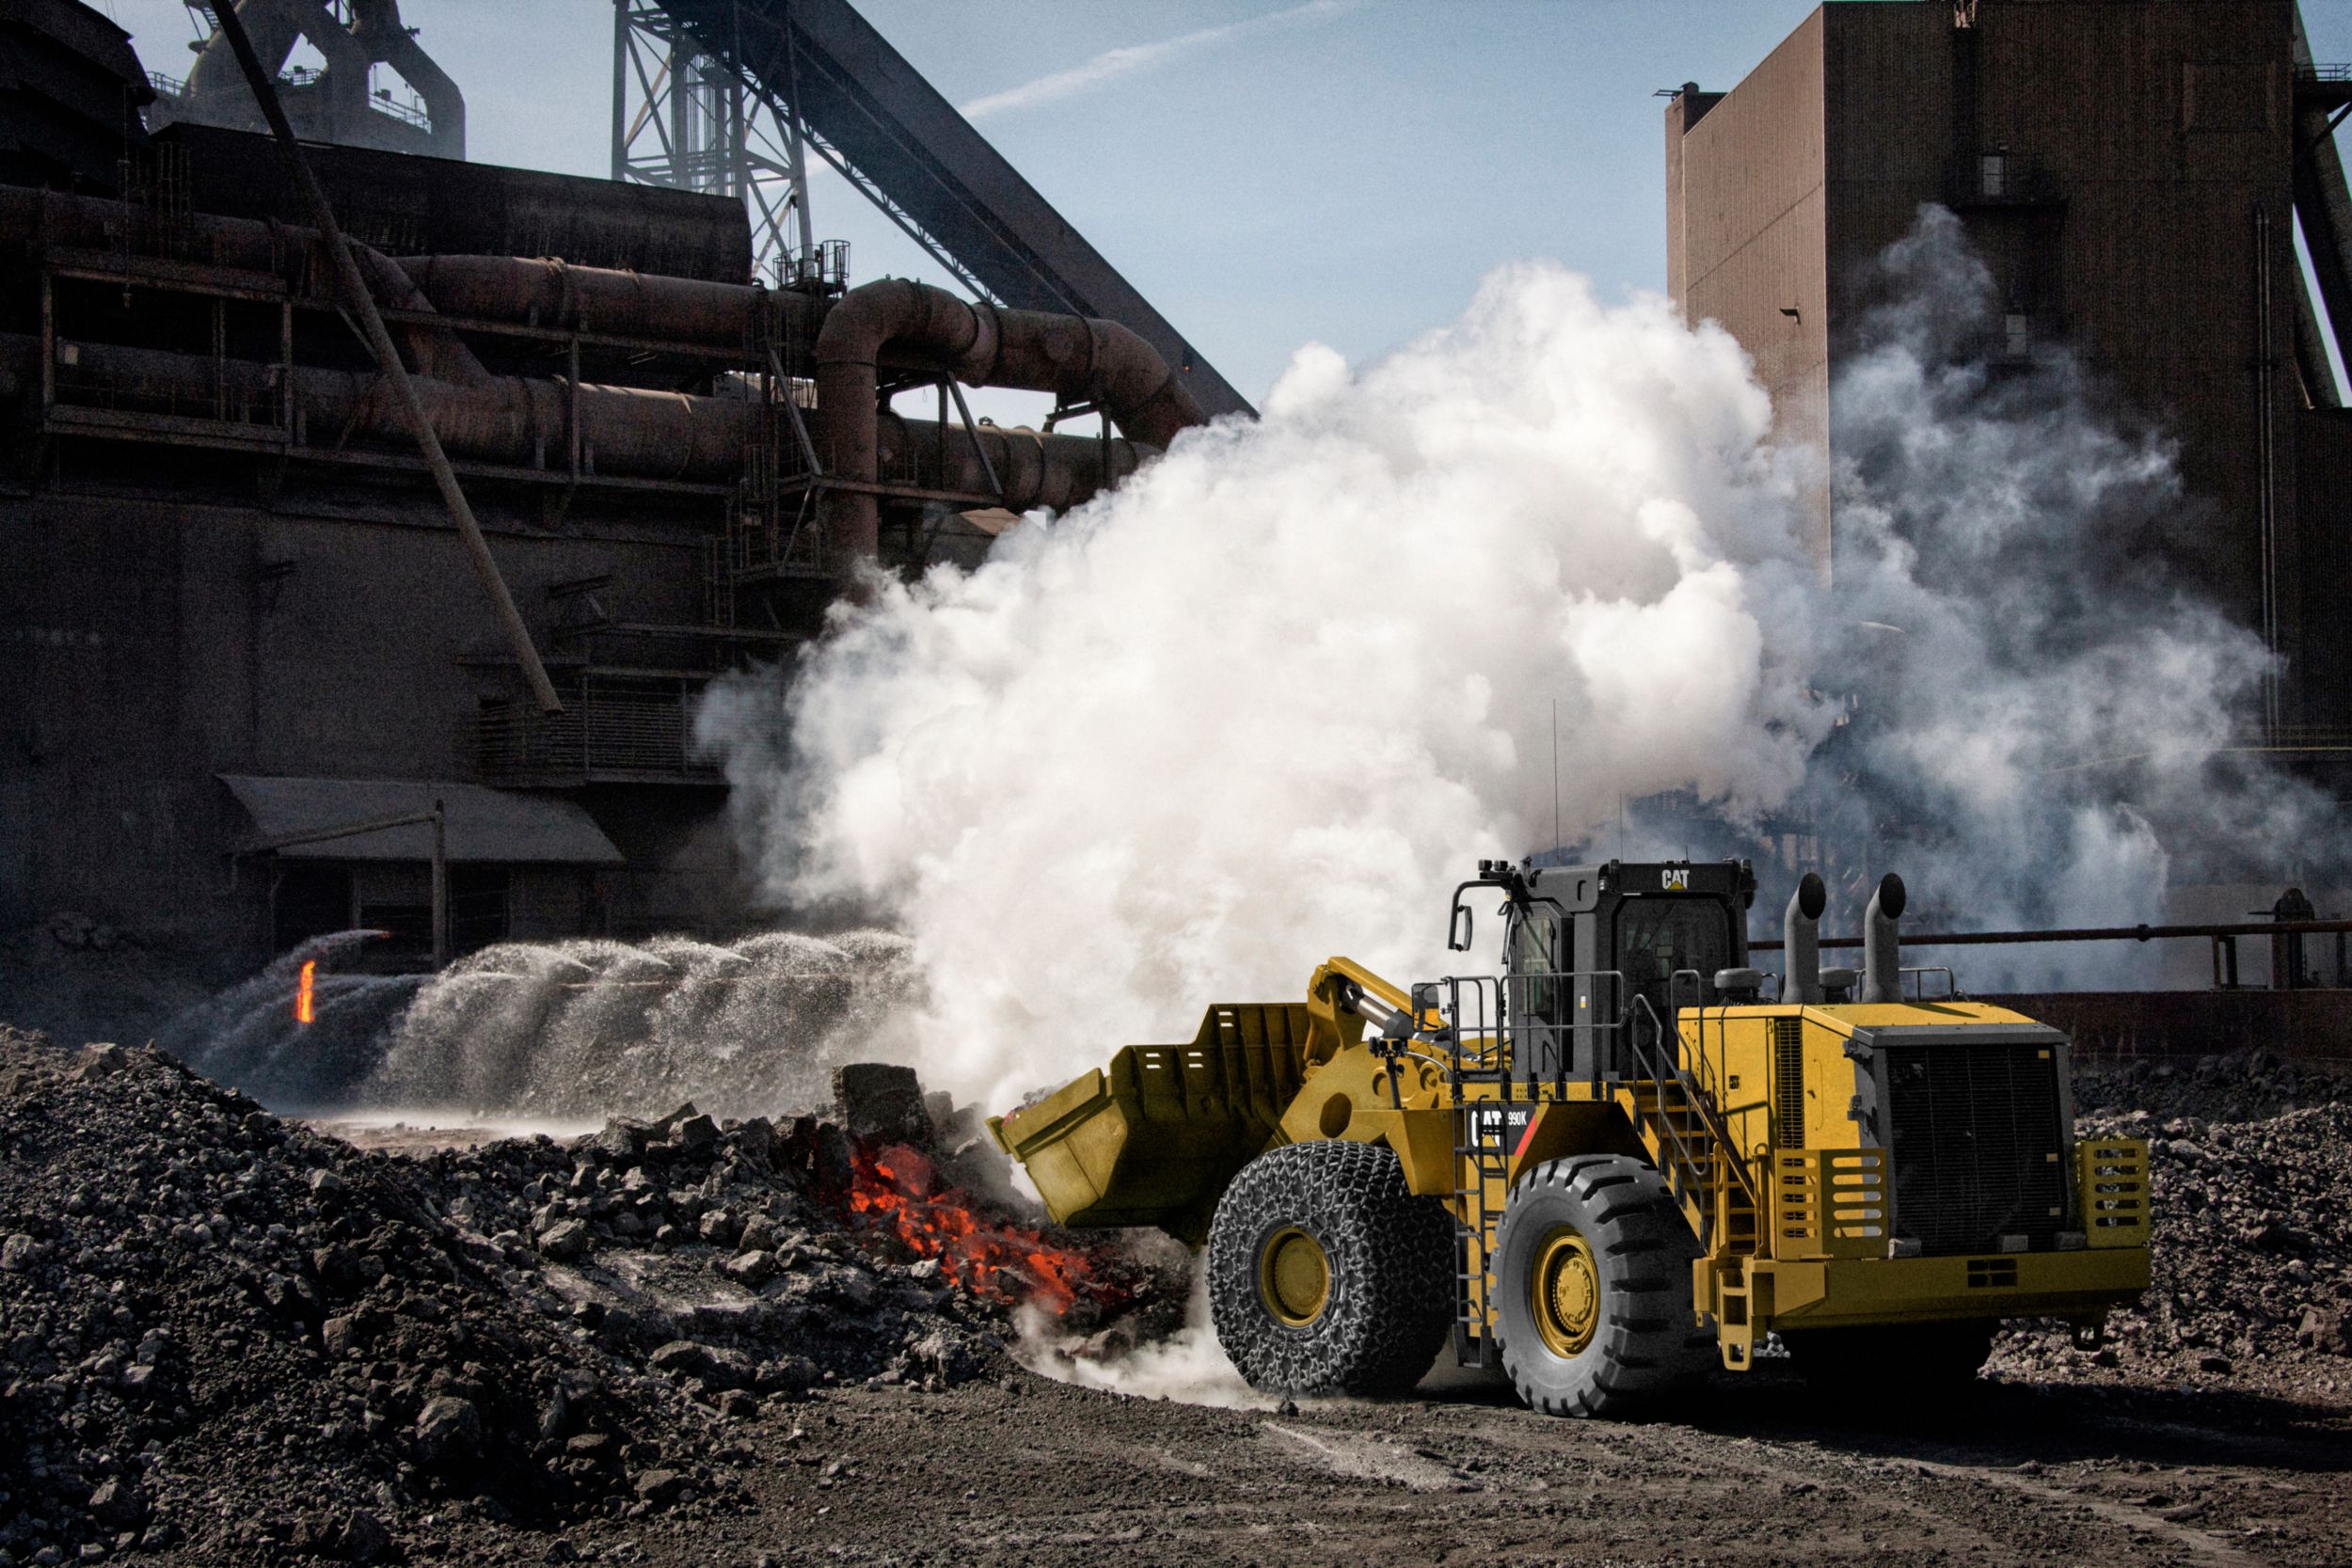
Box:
[1448, 902, 1473, 952]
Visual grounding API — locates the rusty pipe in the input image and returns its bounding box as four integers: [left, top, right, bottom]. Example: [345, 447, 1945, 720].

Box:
[7, 335, 751, 481]
[6, 336, 1150, 508]
[396, 254, 762, 350]
[0, 187, 488, 386]
[874, 412, 1157, 514]
[815, 277, 1204, 564]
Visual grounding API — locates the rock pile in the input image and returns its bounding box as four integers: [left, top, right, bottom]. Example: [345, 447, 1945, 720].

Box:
[2071, 1046, 2349, 1126]
[0, 1031, 1162, 1564]
[1994, 1096, 2352, 1402]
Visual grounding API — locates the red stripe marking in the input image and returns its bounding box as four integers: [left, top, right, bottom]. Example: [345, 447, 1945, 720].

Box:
[1512, 1113, 1540, 1160]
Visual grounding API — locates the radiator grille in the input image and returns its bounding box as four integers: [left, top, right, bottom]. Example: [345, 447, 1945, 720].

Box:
[1773, 1018, 1805, 1147]
[1881, 1040, 2069, 1255]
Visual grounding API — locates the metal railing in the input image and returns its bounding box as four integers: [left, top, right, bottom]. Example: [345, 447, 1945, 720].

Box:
[1423, 965, 1757, 1248]
[1902, 965, 1960, 1000]
[1426, 968, 1634, 1091]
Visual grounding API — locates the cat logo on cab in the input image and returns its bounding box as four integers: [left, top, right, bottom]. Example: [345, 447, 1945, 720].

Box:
[1660, 868, 1690, 891]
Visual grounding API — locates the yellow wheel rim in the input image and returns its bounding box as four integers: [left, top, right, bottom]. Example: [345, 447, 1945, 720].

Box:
[1530, 1227, 1600, 1359]
[1258, 1226, 1332, 1327]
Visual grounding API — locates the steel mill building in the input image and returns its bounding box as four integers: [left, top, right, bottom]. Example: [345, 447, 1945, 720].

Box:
[1668, 0, 2352, 741]
[1, 0, 1246, 991]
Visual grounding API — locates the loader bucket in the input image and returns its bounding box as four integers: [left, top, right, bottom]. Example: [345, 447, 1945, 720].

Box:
[989, 1002, 1314, 1245]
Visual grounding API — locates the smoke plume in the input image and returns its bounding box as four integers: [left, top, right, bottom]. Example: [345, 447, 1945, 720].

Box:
[1793, 206, 2330, 983]
[705, 206, 2327, 1106]
[707, 256, 1834, 1108]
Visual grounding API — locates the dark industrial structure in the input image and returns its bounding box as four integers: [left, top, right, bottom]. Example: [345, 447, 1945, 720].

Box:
[151, 0, 465, 160]
[1669, 0, 2352, 741]
[1, 0, 1230, 985]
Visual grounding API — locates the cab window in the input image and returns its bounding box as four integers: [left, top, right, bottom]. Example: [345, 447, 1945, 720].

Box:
[1509, 910, 1563, 1025]
[1614, 898, 1734, 1022]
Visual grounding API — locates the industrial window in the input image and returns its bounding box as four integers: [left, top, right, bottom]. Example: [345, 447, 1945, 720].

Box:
[2004, 311, 2030, 357]
[1978, 152, 2008, 198]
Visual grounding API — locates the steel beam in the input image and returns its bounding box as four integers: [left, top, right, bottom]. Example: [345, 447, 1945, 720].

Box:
[211, 1, 564, 714]
[627, 0, 1254, 420]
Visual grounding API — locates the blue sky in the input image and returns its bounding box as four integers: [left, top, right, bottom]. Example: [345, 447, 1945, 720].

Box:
[98, 0, 2352, 414]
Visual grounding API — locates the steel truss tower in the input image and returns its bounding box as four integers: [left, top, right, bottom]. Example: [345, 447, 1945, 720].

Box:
[612, 0, 829, 285]
[607, 0, 1252, 417]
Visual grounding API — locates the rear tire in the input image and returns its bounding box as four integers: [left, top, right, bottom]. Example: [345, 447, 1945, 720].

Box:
[1782, 1321, 1994, 1401]
[1206, 1140, 1454, 1395]
[1493, 1154, 1711, 1418]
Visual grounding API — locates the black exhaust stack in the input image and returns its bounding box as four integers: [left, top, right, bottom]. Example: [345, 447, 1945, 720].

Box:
[1783, 871, 1826, 1004]
[1860, 873, 1907, 1005]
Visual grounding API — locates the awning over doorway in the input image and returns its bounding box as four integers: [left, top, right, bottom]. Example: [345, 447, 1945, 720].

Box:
[219, 776, 624, 865]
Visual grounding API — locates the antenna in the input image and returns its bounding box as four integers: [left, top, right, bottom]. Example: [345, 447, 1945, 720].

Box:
[1550, 699, 1562, 854]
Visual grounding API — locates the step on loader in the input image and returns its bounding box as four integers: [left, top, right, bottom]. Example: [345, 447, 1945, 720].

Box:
[991, 859, 2153, 1416]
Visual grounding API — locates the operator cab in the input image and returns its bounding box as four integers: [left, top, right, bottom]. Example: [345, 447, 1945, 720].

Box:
[1450, 857, 1756, 1082]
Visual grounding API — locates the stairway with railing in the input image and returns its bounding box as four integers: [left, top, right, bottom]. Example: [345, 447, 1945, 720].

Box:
[1616, 991, 1760, 1257]
[1433, 970, 1766, 1364]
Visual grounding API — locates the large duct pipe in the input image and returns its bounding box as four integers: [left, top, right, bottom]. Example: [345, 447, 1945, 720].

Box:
[875, 412, 1155, 512]
[0, 188, 488, 386]
[814, 277, 1206, 563]
[1783, 871, 1826, 1005]
[396, 255, 764, 350]
[7, 335, 1145, 504]
[1859, 873, 1907, 1006]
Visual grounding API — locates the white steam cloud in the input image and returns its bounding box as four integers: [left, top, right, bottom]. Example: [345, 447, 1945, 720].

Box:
[1792, 207, 2328, 984]
[703, 207, 2326, 1110]
[708, 260, 1834, 1108]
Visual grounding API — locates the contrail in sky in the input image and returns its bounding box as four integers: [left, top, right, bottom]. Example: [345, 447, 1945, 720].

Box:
[959, 0, 1361, 122]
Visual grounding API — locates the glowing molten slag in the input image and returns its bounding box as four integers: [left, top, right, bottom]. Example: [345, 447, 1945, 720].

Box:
[848, 1143, 1124, 1318]
[294, 959, 317, 1025]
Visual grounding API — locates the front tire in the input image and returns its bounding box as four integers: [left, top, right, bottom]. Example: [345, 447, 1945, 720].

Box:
[1493, 1154, 1711, 1417]
[1206, 1140, 1454, 1395]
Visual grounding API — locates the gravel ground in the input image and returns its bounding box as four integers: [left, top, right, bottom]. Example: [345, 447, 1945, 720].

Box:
[3, 1024, 2347, 1567]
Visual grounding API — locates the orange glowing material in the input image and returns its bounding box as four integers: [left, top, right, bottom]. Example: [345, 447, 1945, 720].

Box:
[847, 1143, 1126, 1318]
[294, 959, 316, 1025]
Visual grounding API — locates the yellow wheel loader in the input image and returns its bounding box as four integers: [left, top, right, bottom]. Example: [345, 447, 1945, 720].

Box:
[991, 859, 2153, 1415]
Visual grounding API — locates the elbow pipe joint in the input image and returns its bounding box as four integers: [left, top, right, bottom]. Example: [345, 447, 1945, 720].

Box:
[1860, 873, 1908, 1005]
[1784, 871, 1826, 1005]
